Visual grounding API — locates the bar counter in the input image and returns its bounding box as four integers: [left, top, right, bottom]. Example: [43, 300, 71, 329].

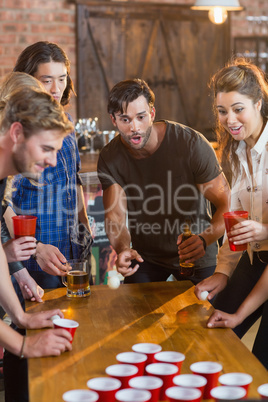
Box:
[26, 281, 268, 401]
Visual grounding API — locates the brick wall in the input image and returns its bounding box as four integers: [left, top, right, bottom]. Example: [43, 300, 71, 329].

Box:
[0, 0, 266, 120]
[0, 0, 77, 117]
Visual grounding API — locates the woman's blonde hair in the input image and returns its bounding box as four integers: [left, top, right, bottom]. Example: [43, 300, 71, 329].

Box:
[0, 71, 43, 100]
[210, 58, 268, 185]
[0, 72, 73, 138]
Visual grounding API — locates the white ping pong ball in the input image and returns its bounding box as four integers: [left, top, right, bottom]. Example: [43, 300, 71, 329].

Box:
[51, 314, 61, 321]
[200, 291, 209, 300]
[108, 276, 120, 289]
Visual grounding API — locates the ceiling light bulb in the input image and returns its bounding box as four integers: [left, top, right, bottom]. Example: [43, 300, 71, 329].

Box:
[208, 7, 228, 24]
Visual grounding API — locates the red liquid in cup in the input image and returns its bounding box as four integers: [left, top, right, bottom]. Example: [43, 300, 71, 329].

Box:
[223, 211, 248, 251]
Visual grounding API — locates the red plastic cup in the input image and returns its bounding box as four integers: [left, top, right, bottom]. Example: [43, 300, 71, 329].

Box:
[132, 343, 162, 365]
[12, 215, 37, 238]
[190, 361, 222, 399]
[165, 386, 202, 402]
[62, 389, 99, 401]
[116, 352, 148, 376]
[87, 377, 121, 402]
[210, 386, 247, 401]
[129, 375, 163, 402]
[258, 384, 268, 399]
[53, 318, 79, 344]
[105, 364, 138, 389]
[155, 351, 185, 373]
[173, 374, 207, 397]
[115, 388, 151, 402]
[219, 373, 252, 397]
[145, 362, 179, 401]
[223, 211, 248, 251]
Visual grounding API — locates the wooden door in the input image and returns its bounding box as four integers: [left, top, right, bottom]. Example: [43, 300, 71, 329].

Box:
[76, 1, 230, 140]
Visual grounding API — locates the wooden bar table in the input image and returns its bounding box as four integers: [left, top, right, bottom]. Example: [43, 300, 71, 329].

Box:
[26, 281, 268, 401]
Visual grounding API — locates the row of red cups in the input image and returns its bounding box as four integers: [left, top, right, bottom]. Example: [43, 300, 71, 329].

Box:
[62, 380, 268, 402]
[62, 342, 267, 401]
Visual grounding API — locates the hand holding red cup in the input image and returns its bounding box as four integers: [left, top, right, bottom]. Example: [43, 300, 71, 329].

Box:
[53, 318, 79, 344]
[12, 215, 37, 238]
[223, 211, 248, 251]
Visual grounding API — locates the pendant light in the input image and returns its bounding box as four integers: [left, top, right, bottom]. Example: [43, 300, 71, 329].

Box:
[191, 0, 243, 24]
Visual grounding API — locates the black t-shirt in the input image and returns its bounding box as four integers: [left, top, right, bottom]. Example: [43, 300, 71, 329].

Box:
[98, 121, 221, 269]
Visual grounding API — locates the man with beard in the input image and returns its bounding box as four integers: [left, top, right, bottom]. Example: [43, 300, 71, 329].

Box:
[97, 79, 230, 284]
[0, 76, 73, 401]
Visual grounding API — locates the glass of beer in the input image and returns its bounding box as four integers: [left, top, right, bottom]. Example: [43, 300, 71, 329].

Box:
[62, 259, 91, 298]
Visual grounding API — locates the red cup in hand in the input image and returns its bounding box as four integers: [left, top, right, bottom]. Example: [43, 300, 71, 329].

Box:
[53, 318, 79, 344]
[12, 215, 37, 238]
[223, 211, 248, 251]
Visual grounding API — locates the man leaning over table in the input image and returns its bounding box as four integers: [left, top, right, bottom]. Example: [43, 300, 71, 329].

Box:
[0, 75, 73, 402]
[3, 41, 92, 304]
[97, 79, 230, 283]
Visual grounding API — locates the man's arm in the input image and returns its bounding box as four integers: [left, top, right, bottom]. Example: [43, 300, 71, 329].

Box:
[103, 184, 143, 277]
[178, 172, 230, 263]
[197, 172, 230, 245]
[77, 184, 91, 233]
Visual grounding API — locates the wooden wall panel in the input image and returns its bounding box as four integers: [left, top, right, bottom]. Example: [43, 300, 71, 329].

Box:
[76, 1, 230, 140]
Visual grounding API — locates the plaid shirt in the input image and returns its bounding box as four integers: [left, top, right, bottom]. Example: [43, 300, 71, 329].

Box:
[11, 126, 84, 272]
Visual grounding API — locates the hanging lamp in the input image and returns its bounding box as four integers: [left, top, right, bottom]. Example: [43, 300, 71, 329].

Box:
[191, 0, 243, 24]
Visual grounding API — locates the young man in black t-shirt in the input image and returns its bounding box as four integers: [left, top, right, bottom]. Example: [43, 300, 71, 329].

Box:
[98, 79, 230, 284]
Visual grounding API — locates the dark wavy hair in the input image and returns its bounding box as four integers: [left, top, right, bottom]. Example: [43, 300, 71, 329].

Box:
[210, 57, 268, 185]
[13, 41, 75, 106]
[108, 79, 155, 117]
